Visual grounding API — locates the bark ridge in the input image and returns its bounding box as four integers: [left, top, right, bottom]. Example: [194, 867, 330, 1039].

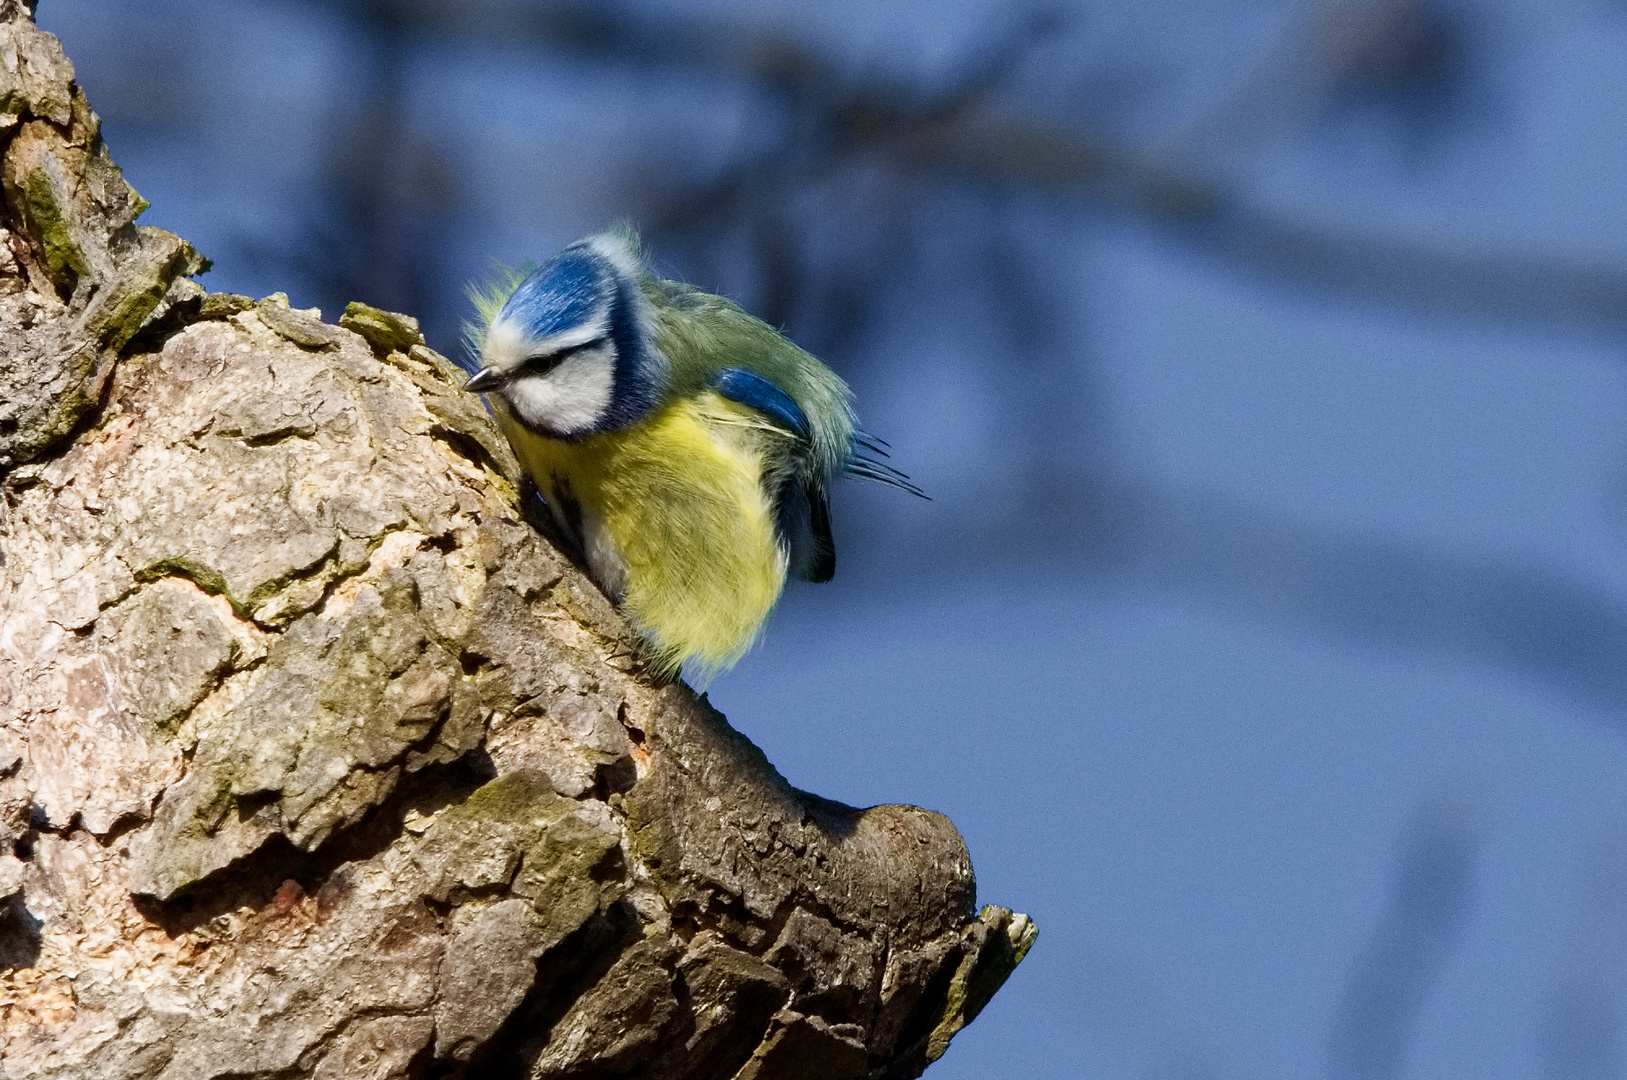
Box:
[0, 7, 1033, 1077]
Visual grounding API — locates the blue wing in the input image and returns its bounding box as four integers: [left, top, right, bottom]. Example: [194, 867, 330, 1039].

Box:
[711, 368, 834, 582]
[710, 368, 811, 440]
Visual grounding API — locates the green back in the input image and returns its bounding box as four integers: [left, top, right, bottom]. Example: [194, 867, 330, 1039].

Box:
[642, 276, 856, 483]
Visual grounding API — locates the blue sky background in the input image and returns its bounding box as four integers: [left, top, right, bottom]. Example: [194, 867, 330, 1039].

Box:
[35, 1, 1627, 1076]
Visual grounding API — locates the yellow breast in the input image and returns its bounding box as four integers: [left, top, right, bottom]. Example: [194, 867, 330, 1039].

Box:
[497, 391, 789, 678]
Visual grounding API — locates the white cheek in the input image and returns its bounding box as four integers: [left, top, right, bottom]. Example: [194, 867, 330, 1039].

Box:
[507, 348, 616, 436]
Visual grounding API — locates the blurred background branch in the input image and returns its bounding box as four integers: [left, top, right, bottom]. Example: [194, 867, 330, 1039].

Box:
[296, 0, 1627, 344]
[1327, 782, 1490, 1079]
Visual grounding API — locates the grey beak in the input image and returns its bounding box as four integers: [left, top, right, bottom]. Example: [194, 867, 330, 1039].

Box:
[464, 367, 504, 393]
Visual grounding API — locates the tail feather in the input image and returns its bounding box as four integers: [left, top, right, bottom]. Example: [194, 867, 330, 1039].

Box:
[855, 431, 893, 457]
[845, 455, 928, 498]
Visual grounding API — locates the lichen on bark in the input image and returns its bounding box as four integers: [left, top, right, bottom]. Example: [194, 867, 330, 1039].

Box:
[0, 5, 1033, 1077]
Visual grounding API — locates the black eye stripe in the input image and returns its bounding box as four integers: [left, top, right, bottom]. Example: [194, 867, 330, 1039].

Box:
[522, 338, 602, 375]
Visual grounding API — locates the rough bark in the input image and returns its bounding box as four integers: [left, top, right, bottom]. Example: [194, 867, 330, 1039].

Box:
[0, 6, 1032, 1078]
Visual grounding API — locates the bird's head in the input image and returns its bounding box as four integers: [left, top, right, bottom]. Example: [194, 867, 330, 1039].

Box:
[465, 232, 665, 440]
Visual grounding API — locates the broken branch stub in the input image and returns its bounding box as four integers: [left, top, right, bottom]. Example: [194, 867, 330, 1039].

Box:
[0, 6, 1033, 1078]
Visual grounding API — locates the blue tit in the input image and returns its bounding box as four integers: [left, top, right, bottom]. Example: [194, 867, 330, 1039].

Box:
[463, 228, 921, 680]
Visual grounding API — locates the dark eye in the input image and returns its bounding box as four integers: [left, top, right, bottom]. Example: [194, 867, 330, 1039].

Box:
[521, 339, 601, 375]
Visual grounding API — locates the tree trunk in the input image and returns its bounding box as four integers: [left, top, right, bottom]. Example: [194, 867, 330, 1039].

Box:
[0, 6, 1032, 1078]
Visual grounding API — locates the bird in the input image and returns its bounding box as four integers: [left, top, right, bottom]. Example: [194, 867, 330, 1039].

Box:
[463, 228, 921, 681]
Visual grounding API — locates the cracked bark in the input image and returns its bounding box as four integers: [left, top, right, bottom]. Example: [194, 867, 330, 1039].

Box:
[0, 6, 1033, 1078]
